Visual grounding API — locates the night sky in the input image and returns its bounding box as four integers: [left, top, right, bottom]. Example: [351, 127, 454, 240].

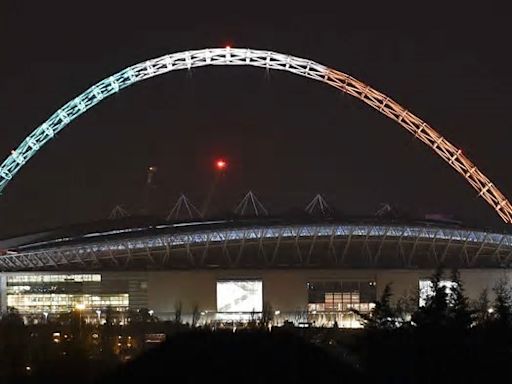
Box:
[1, 3, 511, 237]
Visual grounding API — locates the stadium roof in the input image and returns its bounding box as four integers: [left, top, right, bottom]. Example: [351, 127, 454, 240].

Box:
[1, 216, 511, 271]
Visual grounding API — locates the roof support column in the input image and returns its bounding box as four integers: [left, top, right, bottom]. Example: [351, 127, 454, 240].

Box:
[0, 274, 7, 315]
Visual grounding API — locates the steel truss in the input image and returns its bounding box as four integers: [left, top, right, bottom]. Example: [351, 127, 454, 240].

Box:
[1, 223, 511, 271]
[0, 48, 510, 222]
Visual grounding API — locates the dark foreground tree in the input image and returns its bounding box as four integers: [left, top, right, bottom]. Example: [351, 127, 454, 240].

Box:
[0, 308, 28, 382]
[447, 269, 473, 329]
[412, 267, 449, 328]
[492, 278, 512, 328]
[174, 300, 183, 324]
[473, 288, 492, 326]
[191, 304, 200, 327]
[98, 330, 365, 383]
[355, 283, 397, 329]
[261, 301, 274, 328]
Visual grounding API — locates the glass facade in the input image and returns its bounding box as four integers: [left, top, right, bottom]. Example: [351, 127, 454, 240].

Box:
[307, 280, 376, 327]
[5, 273, 129, 315]
[7, 293, 129, 313]
[7, 274, 101, 283]
[0, 273, 410, 329]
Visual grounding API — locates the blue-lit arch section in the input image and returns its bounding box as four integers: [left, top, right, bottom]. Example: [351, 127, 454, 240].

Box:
[0, 221, 511, 271]
[1, 48, 511, 222]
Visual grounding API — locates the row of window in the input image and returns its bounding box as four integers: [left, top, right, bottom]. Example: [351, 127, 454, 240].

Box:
[4, 277, 453, 316]
[7, 274, 101, 284]
[308, 302, 375, 313]
[7, 293, 129, 313]
[307, 280, 377, 315]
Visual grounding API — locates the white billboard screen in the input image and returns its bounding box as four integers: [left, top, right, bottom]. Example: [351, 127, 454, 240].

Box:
[216, 280, 263, 313]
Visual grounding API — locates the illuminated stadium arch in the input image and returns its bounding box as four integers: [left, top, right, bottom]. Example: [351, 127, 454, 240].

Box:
[1, 47, 511, 223]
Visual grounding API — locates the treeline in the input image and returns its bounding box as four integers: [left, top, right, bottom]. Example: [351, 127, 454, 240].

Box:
[347, 268, 512, 382]
[1, 269, 512, 383]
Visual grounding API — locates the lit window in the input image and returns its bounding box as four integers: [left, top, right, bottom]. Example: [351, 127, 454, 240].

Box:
[306, 280, 376, 328]
[7, 274, 101, 284]
[7, 293, 128, 314]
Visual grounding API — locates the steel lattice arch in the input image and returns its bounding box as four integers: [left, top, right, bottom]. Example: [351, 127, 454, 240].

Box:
[0, 48, 511, 223]
[0, 219, 511, 272]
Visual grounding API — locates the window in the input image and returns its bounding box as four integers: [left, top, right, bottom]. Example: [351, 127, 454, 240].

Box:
[7, 274, 101, 284]
[307, 280, 376, 327]
[7, 293, 129, 314]
[307, 280, 376, 313]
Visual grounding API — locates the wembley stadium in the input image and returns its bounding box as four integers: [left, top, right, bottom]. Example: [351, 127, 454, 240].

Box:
[1, 212, 511, 327]
[1, 47, 511, 327]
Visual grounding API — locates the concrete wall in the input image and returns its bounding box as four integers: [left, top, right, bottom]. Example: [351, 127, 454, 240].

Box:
[143, 268, 512, 317]
[1, 269, 511, 318]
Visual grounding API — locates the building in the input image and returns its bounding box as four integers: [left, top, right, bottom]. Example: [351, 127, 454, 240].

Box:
[1, 217, 511, 327]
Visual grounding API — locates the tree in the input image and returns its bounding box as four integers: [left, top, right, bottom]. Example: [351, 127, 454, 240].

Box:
[100, 306, 117, 360]
[128, 307, 157, 323]
[295, 306, 308, 324]
[0, 307, 28, 380]
[191, 304, 200, 327]
[104, 306, 115, 326]
[395, 289, 419, 325]
[174, 301, 182, 324]
[412, 266, 449, 328]
[0, 307, 24, 326]
[354, 283, 397, 329]
[447, 269, 473, 329]
[261, 301, 274, 328]
[472, 288, 492, 326]
[492, 278, 512, 328]
[250, 307, 257, 323]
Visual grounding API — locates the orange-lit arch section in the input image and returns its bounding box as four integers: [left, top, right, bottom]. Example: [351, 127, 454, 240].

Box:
[1, 47, 510, 222]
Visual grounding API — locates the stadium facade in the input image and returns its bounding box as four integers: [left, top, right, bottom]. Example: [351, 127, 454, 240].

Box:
[1, 217, 511, 327]
[0, 46, 511, 327]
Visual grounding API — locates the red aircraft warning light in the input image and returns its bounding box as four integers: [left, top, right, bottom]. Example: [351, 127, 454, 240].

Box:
[215, 159, 227, 171]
